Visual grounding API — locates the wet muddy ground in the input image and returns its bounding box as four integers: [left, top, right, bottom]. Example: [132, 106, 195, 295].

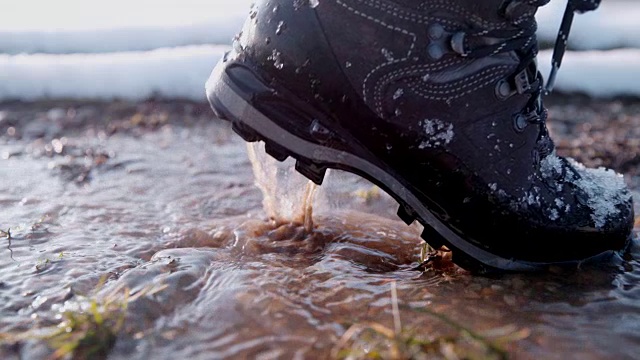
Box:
[0, 96, 639, 359]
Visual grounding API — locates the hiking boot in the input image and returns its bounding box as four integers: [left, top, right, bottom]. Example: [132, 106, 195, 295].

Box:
[205, 0, 634, 272]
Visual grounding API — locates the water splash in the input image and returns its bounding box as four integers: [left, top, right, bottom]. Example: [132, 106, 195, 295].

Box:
[246, 142, 401, 225]
[301, 180, 317, 232]
[246, 142, 318, 224]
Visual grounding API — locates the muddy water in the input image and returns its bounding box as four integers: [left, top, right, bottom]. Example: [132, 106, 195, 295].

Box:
[0, 102, 639, 359]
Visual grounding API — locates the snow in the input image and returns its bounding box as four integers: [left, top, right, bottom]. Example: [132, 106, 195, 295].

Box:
[2, 47, 637, 102]
[0, 45, 228, 101]
[540, 153, 563, 180]
[0, 0, 635, 54]
[523, 153, 630, 226]
[526, 192, 541, 207]
[0, 0, 251, 54]
[536, 0, 640, 50]
[538, 49, 640, 98]
[568, 158, 631, 229]
[537, 154, 631, 226]
[0, 23, 239, 55]
[419, 119, 454, 149]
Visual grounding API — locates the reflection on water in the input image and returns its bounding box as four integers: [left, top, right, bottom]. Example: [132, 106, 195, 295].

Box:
[0, 106, 638, 359]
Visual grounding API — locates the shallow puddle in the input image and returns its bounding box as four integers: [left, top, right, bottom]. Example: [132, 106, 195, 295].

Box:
[0, 102, 639, 359]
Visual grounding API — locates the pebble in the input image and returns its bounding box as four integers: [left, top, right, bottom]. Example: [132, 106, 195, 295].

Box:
[503, 295, 518, 306]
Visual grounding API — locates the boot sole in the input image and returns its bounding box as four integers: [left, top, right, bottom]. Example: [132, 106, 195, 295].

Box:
[205, 57, 621, 273]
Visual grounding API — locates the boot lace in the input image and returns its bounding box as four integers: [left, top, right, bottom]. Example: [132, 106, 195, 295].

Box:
[455, 0, 599, 162]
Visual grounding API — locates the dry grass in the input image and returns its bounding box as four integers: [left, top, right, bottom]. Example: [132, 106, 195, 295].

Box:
[0, 281, 167, 360]
[331, 282, 529, 360]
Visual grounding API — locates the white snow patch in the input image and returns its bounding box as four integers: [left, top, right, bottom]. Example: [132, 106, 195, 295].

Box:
[568, 158, 631, 229]
[537, 49, 640, 98]
[0, 45, 229, 101]
[549, 209, 559, 221]
[0, 22, 242, 55]
[419, 119, 454, 149]
[0, 0, 252, 54]
[0, 0, 637, 55]
[537, 0, 640, 50]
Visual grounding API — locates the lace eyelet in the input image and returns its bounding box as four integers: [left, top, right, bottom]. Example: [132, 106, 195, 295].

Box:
[495, 79, 513, 100]
[513, 113, 528, 133]
[451, 32, 467, 57]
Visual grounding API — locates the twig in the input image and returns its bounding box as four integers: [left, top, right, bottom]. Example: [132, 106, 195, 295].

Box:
[391, 281, 401, 336]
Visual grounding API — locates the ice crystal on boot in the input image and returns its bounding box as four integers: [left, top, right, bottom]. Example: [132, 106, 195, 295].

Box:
[393, 88, 404, 100]
[540, 153, 563, 180]
[419, 119, 454, 149]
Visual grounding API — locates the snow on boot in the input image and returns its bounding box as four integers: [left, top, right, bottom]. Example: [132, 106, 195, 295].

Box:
[206, 0, 633, 272]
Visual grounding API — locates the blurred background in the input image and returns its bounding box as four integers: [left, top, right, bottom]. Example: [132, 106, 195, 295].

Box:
[1, 0, 639, 101]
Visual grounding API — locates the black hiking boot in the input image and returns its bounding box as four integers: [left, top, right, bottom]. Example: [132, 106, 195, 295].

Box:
[205, 0, 634, 272]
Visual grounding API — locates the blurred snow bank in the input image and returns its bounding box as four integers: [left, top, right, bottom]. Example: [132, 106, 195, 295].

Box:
[0, 22, 240, 55]
[537, 0, 640, 50]
[0, 46, 228, 101]
[2, 47, 638, 101]
[1, 0, 636, 54]
[0, 0, 251, 54]
[538, 49, 640, 98]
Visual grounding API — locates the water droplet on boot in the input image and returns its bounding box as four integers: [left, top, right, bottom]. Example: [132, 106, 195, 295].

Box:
[232, 34, 245, 54]
[249, 9, 259, 25]
[295, 59, 310, 74]
[294, 0, 320, 10]
[276, 21, 286, 35]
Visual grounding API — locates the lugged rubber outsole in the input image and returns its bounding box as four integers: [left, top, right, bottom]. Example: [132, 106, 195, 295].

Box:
[205, 58, 623, 274]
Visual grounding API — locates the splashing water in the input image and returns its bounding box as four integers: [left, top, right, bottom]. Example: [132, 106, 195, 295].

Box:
[246, 141, 402, 226]
[246, 142, 318, 224]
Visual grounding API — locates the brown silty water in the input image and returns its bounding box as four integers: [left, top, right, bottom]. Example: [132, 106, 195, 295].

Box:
[0, 100, 639, 359]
